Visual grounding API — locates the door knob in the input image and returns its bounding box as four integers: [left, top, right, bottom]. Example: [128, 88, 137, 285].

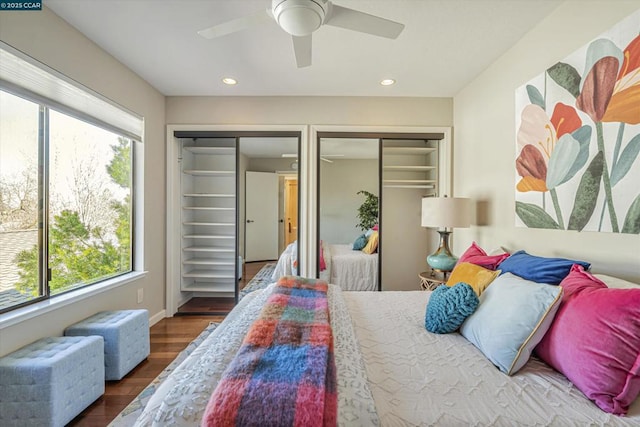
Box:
[247, 219, 254, 223]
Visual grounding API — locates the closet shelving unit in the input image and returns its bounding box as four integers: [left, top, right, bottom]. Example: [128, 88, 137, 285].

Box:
[180, 141, 237, 295]
[382, 141, 438, 193]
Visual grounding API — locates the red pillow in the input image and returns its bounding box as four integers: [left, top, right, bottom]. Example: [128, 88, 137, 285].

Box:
[535, 264, 640, 415]
[457, 242, 509, 270]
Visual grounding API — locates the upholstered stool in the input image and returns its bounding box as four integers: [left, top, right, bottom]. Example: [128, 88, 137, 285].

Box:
[65, 309, 149, 380]
[0, 336, 104, 427]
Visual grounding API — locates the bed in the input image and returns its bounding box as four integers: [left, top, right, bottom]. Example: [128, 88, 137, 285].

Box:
[127, 279, 640, 426]
[272, 241, 378, 291]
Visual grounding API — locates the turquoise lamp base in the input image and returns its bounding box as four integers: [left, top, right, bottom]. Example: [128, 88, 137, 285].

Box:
[427, 230, 458, 272]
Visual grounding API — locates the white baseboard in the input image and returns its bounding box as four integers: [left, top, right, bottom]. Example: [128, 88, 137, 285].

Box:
[149, 309, 166, 326]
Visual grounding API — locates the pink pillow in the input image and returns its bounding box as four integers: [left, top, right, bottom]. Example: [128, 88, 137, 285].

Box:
[319, 240, 326, 271]
[535, 264, 640, 415]
[457, 242, 509, 270]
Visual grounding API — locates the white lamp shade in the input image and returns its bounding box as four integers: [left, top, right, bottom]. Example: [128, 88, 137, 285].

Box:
[421, 197, 472, 228]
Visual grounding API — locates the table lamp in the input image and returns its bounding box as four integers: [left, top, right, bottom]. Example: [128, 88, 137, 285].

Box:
[421, 196, 471, 272]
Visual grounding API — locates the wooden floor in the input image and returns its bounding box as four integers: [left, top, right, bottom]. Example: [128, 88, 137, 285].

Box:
[68, 261, 271, 425]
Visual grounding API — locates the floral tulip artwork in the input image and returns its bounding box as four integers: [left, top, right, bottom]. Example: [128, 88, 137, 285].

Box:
[515, 10, 640, 234]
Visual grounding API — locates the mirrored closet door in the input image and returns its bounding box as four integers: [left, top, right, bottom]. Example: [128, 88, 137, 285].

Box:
[317, 136, 380, 291]
[316, 132, 446, 292]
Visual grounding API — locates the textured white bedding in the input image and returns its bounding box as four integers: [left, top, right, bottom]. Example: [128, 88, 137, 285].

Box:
[272, 242, 377, 291]
[343, 290, 640, 426]
[271, 242, 298, 280]
[327, 244, 378, 291]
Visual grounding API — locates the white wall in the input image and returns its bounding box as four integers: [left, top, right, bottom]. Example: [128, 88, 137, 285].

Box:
[0, 8, 166, 355]
[166, 97, 452, 126]
[453, 1, 640, 283]
[320, 159, 379, 245]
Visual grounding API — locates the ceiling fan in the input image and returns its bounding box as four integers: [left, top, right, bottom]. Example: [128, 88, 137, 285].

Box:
[197, 0, 405, 68]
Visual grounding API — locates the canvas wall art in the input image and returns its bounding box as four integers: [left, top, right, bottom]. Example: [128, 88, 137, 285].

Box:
[515, 9, 640, 234]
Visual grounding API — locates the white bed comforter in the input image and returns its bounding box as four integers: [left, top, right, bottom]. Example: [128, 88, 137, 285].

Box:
[272, 242, 377, 291]
[271, 242, 298, 280]
[327, 244, 377, 291]
[132, 284, 379, 426]
[343, 290, 640, 426]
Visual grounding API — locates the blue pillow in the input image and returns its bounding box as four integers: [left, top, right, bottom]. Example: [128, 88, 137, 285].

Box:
[459, 273, 563, 375]
[498, 250, 590, 285]
[352, 234, 368, 250]
[425, 283, 479, 334]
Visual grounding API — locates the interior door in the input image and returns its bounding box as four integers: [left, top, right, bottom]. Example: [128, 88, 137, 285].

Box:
[245, 171, 279, 261]
[284, 178, 298, 246]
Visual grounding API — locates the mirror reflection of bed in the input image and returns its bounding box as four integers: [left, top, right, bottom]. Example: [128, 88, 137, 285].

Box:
[316, 137, 379, 291]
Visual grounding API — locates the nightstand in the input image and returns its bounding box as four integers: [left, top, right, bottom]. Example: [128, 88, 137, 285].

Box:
[419, 271, 449, 291]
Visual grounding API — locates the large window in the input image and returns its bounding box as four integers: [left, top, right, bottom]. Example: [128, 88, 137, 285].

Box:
[0, 43, 140, 314]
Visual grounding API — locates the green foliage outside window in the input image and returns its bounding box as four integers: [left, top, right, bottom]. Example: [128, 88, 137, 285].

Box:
[15, 138, 131, 295]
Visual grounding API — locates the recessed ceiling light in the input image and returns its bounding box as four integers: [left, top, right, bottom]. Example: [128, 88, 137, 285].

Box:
[380, 79, 396, 86]
[222, 77, 237, 85]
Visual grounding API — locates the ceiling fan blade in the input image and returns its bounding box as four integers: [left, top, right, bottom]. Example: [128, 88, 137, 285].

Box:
[292, 34, 312, 68]
[197, 8, 272, 39]
[324, 4, 404, 39]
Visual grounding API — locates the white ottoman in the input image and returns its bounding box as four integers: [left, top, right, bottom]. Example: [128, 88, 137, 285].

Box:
[65, 309, 150, 380]
[0, 336, 105, 427]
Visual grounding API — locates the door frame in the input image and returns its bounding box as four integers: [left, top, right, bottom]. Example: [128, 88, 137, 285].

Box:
[165, 125, 306, 316]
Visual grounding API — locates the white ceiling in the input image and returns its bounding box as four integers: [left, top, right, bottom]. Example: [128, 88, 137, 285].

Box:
[44, 0, 562, 97]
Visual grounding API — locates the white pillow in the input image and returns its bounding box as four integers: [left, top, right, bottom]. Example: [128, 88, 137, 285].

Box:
[594, 274, 640, 289]
[459, 273, 563, 375]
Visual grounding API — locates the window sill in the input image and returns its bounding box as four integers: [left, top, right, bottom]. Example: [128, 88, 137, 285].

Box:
[0, 271, 147, 329]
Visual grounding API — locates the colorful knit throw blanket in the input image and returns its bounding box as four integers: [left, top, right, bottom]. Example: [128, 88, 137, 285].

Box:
[201, 276, 337, 427]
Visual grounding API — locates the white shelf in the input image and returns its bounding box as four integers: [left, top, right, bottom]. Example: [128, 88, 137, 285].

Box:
[184, 146, 235, 155]
[384, 179, 437, 185]
[183, 234, 235, 239]
[183, 246, 235, 252]
[383, 165, 436, 171]
[183, 193, 235, 198]
[183, 259, 235, 266]
[383, 147, 437, 155]
[181, 280, 235, 293]
[183, 170, 235, 176]
[181, 141, 238, 296]
[183, 206, 235, 211]
[384, 185, 437, 189]
[183, 270, 235, 279]
[182, 222, 235, 226]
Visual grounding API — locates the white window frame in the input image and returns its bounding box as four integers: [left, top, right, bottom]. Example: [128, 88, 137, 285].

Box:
[0, 41, 145, 326]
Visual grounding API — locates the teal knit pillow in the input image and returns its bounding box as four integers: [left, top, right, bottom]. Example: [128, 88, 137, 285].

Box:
[425, 283, 479, 334]
[352, 234, 368, 250]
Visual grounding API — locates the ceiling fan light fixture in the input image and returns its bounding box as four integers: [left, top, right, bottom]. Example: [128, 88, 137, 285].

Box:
[272, 0, 327, 36]
[380, 78, 396, 86]
[222, 77, 238, 85]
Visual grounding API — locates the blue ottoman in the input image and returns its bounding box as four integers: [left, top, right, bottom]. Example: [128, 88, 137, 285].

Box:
[0, 336, 105, 427]
[65, 309, 150, 380]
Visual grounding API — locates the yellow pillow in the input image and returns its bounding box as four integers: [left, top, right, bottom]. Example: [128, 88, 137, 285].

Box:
[362, 231, 379, 254]
[446, 262, 500, 295]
